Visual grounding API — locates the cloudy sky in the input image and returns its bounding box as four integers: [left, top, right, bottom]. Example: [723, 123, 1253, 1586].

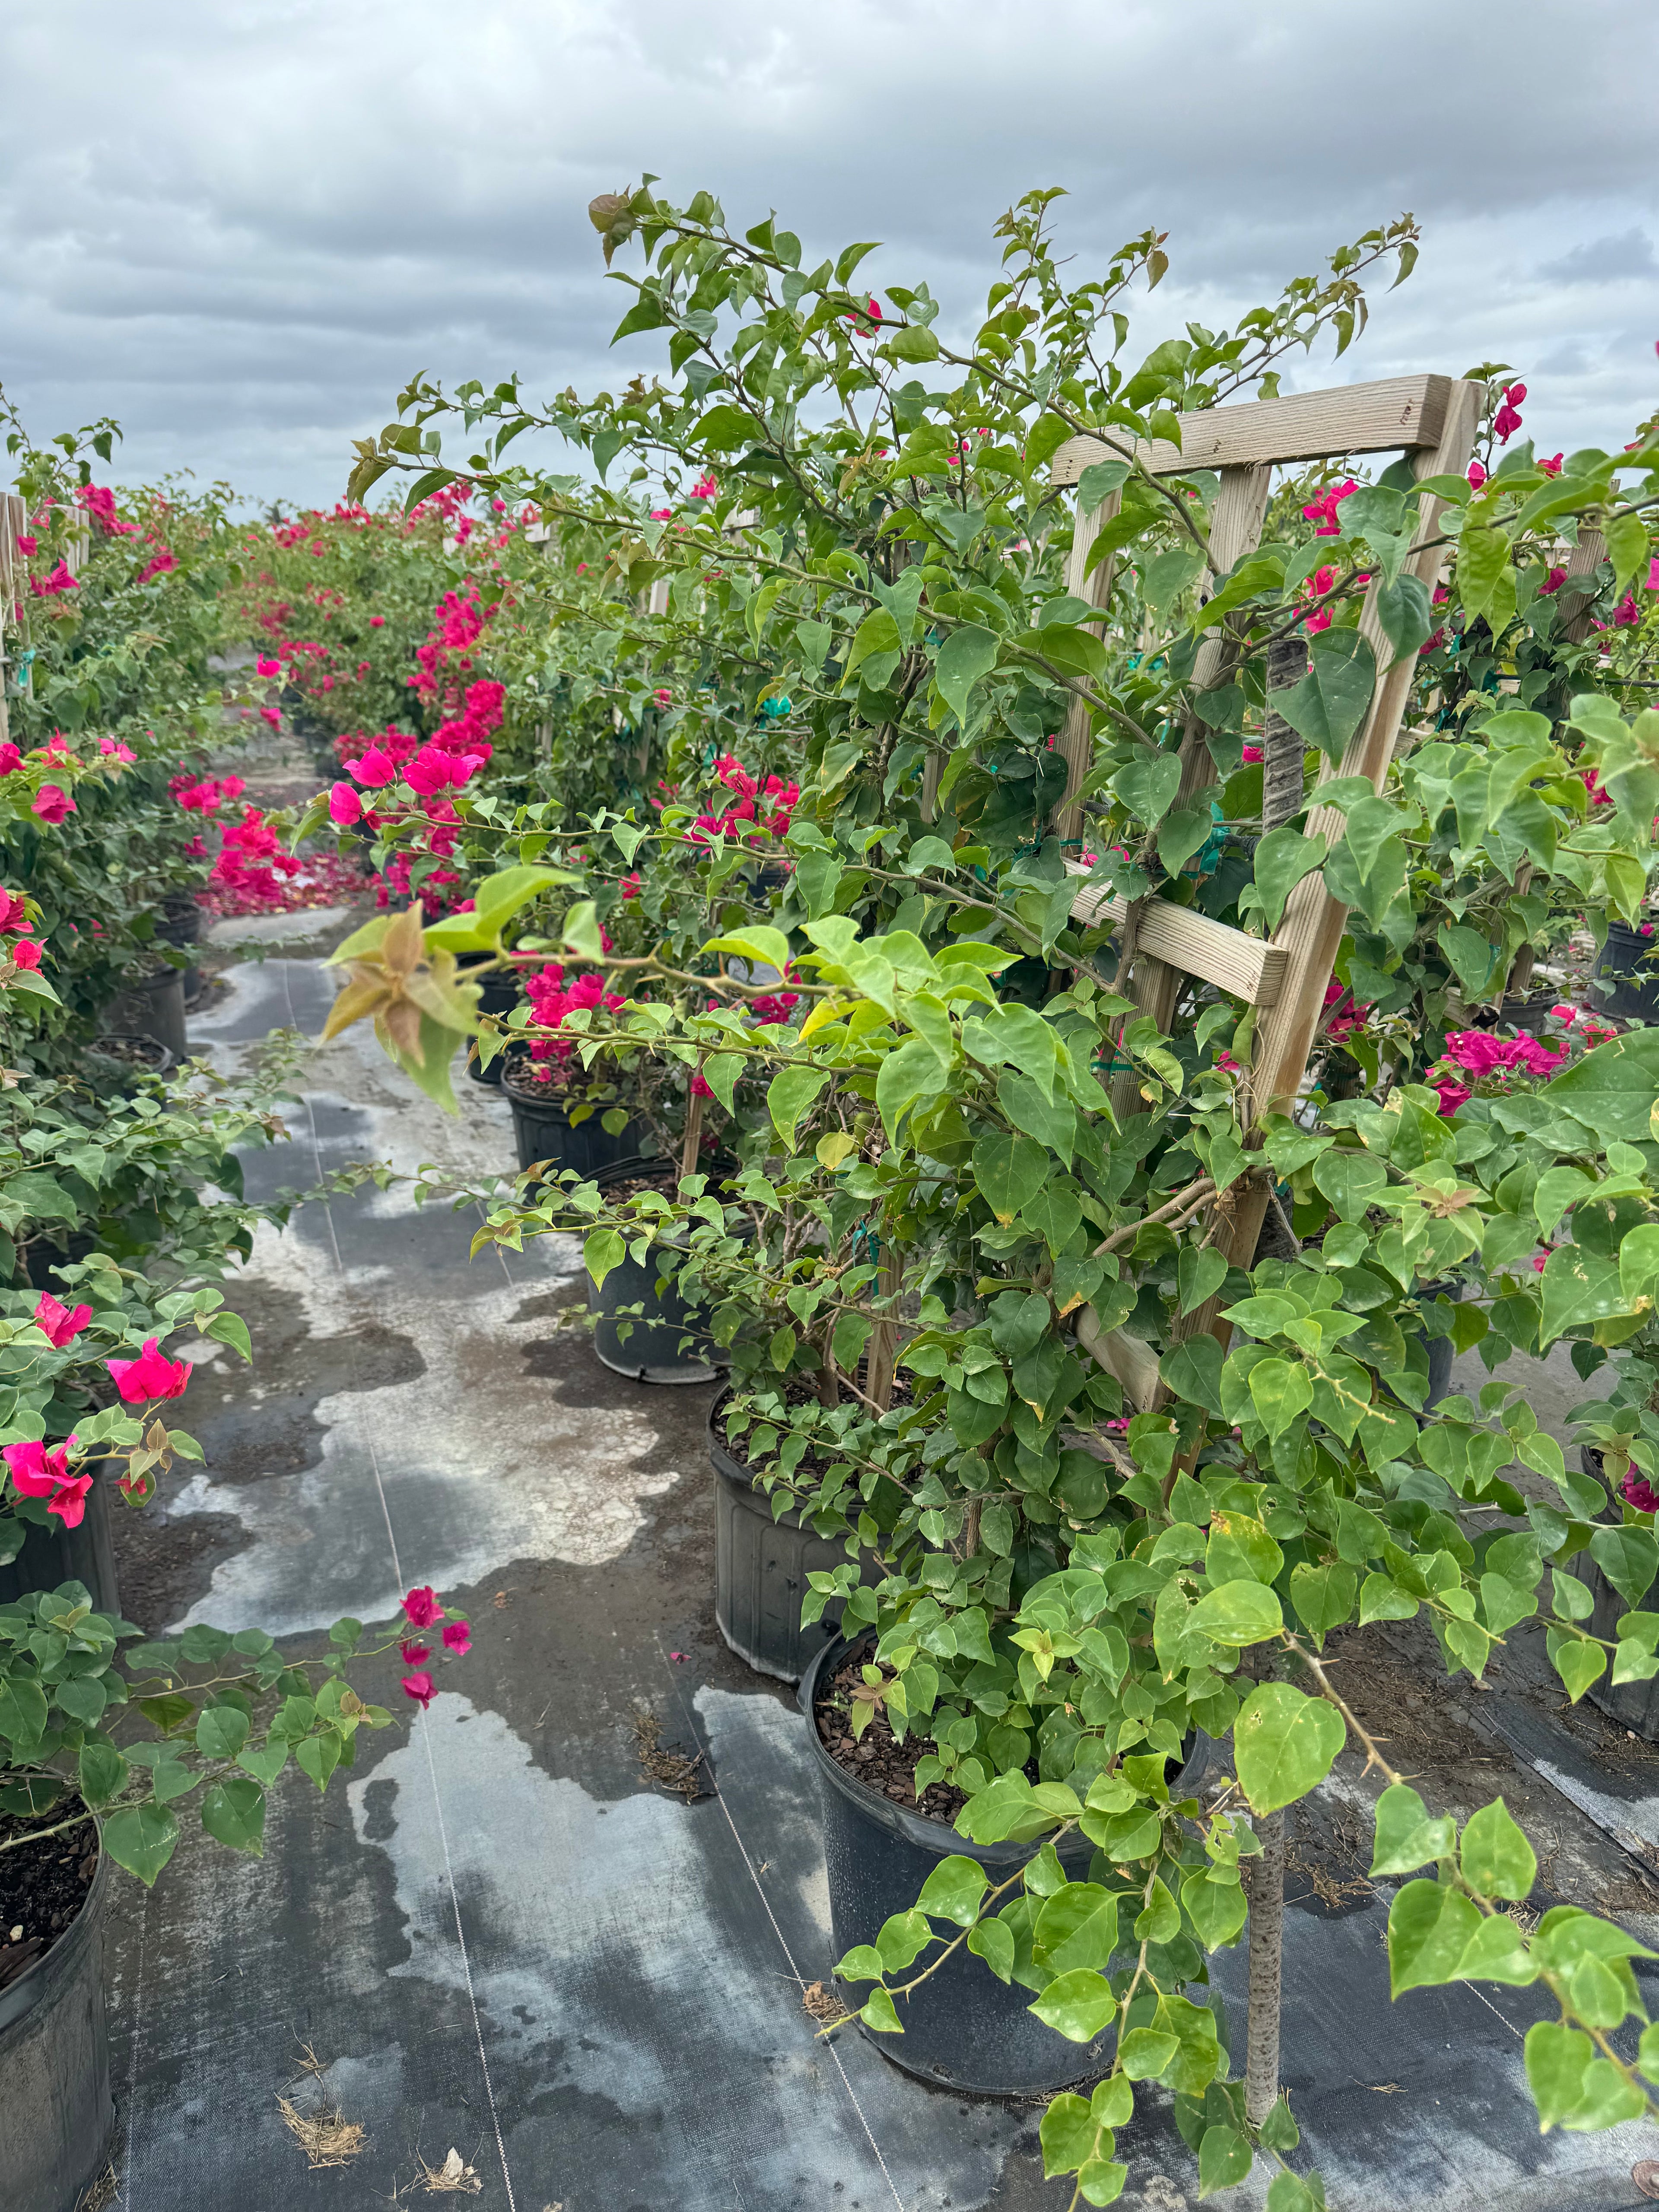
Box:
[5, 0, 1657, 509]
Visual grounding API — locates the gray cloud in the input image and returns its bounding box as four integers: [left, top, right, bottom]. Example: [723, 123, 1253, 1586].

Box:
[4, 0, 1659, 504]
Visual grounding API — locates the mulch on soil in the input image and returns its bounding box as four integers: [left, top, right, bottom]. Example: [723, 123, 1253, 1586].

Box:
[814, 1646, 967, 1825]
[0, 1799, 97, 1994]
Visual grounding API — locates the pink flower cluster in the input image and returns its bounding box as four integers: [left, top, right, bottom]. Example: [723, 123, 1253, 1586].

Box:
[75, 485, 138, 538]
[524, 962, 624, 1071]
[34, 1292, 90, 1346]
[411, 585, 488, 701]
[1428, 1028, 1565, 1116]
[1322, 978, 1370, 1045]
[29, 561, 79, 600]
[399, 1586, 471, 1705]
[172, 772, 246, 814]
[1624, 1470, 1659, 1516]
[686, 755, 798, 846]
[1302, 480, 1356, 537]
[210, 806, 308, 910]
[1494, 383, 1526, 444]
[4, 1437, 91, 1527]
[106, 1336, 191, 1405]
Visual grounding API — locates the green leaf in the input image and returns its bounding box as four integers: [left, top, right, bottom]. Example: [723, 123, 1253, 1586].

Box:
[1605, 508, 1649, 595]
[101, 1803, 179, 1886]
[1141, 548, 1205, 620]
[1459, 1797, 1537, 1901]
[1040, 2091, 1099, 2178]
[1250, 828, 1326, 933]
[1198, 2124, 1253, 2196]
[53, 1674, 108, 1726]
[583, 1227, 625, 1292]
[860, 1985, 904, 2034]
[1117, 2026, 1179, 2079]
[835, 1943, 887, 1982]
[766, 1064, 831, 1147]
[875, 1909, 934, 1973]
[1376, 572, 1434, 658]
[1188, 1580, 1284, 1646]
[195, 1705, 249, 1760]
[1438, 923, 1497, 1000]
[972, 1132, 1049, 1224]
[1311, 1147, 1387, 1222]
[1289, 1561, 1357, 1641]
[1030, 1967, 1118, 2043]
[1033, 1884, 1122, 1974]
[1111, 751, 1182, 828]
[1388, 1877, 1481, 1995]
[915, 1854, 990, 1928]
[200, 1776, 267, 1856]
[1234, 1683, 1346, 1815]
[1247, 1358, 1313, 1441]
[703, 925, 794, 973]
[1589, 1522, 1659, 1608]
[1278, 630, 1376, 760]
[933, 624, 1000, 726]
[78, 1739, 128, 1810]
[1178, 1246, 1229, 1317]
[968, 1915, 1016, 1982]
[1457, 525, 1512, 622]
[1182, 1869, 1248, 1951]
[202, 1310, 253, 1363]
[1524, 2019, 1594, 2131]
[1370, 1782, 1456, 1876]
[1077, 2160, 1129, 2207]
[1543, 1027, 1659, 1143]
[295, 1731, 342, 1793]
[1160, 1332, 1225, 1417]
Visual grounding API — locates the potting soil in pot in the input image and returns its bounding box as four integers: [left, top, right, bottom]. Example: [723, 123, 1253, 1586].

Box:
[0, 1802, 98, 1996]
[815, 1646, 968, 1822]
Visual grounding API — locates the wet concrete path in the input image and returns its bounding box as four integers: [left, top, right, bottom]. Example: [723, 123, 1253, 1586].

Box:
[99, 950, 1659, 2212]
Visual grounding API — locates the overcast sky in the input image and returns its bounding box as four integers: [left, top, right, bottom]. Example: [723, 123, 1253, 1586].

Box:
[5, 1, 1657, 509]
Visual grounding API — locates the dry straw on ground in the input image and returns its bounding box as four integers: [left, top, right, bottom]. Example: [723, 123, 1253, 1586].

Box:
[416, 2147, 483, 2193]
[631, 1704, 706, 1801]
[276, 2044, 366, 2170]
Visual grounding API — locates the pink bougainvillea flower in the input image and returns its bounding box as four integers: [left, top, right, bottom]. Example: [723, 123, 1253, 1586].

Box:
[259, 707, 281, 728]
[345, 743, 396, 787]
[1493, 382, 1526, 444]
[34, 1293, 91, 1347]
[0, 887, 29, 932]
[105, 1336, 191, 1405]
[32, 786, 76, 823]
[1467, 461, 1487, 489]
[136, 551, 176, 585]
[1301, 478, 1357, 537]
[1538, 453, 1563, 477]
[328, 782, 363, 826]
[99, 738, 137, 763]
[256, 655, 281, 677]
[402, 1586, 445, 1628]
[650, 507, 673, 521]
[404, 742, 483, 797]
[690, 1072, 714, 1099]
[16, 534, 36, 555]
[1539, 565, 1568, 597]
[1241, 744, 1265, 765]
[401, 1672, 436, 1707]
[441, 1620, 471, 1656]
[669, 1650, 689, 1662]
[0, 745, 20, 776]
[400, 1640, 431, 1665]
[3, 1437, 91, 1526]
[1626, 1471, 1659, 1516]
[369, 613, 386, 627]
[10, 941, 41, 972]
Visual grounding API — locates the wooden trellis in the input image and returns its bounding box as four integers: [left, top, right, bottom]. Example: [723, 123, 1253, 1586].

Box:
[1050, 372, 1483, 1409]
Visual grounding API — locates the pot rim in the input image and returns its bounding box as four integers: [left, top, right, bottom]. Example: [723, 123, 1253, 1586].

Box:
[90, 1034, 177, 1075]
[0, 1831, 108, 2040]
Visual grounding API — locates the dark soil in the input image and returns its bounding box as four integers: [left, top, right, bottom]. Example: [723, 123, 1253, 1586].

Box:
[0, 1799, 98, 1993]
[815, 1646, 967, 1825]
[90, 1034, 170, 1070]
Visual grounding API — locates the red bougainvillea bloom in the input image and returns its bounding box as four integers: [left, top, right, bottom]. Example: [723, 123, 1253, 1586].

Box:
[3, 1438, 92, 1526]
[99, 738, 137, 763]
[10, 941, 41, 972]
[105, 1336, 191, 1405]
[404, 742, 484, 797]
[0, 888, 29, 931]
[137, 551, 177, 584]
[1538, 453, 1563, 477]
[1625, 1470, 1659, 1514]
[328, 782, 363, 826]
[403, 1585, 445, 1628]
[401, 1672, 436, 1707]
[32, 786, 76, 823]
[369, 614, 385, 627]
[256, 655, 281, 677]
[400, 1640, 431, 1665]
[0, 746, 20, 776]
[1241, 744, 1265, 765]
[1467, 461, 1487, 489]
[34, 1293, 92, 1347]
[1301, 479, 1357, 537]
[29, 560, 79, 598]
[442, 1620, 471, 1655]
[16, 535, 36, 556]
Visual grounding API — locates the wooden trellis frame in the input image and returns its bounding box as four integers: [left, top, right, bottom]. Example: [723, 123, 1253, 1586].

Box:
[1052, 372, 1483, 1409]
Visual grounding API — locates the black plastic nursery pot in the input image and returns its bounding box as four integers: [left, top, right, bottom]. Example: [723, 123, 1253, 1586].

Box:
[102, 966, 188, 1061]
[464, 971, 523, 1086]
[0, 1474, 119, 1620]
[710, 1388, 863, 1683]
[1590, 920, 1659, 1024]
[586, 1157, 727, 1385]
[502, 1059, 645, 1179]
[800, 1631, 1211, 2097]
[0, 1844, 114, 2212]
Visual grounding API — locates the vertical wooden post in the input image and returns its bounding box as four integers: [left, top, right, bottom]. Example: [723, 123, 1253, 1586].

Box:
[1106, 466, 1272, 1121]
[865, 1242, 904, 1411]
[1261, 630, 1309, 831]
[1052, 488, 1123, 848]
[1162, 381, 1482, 1365]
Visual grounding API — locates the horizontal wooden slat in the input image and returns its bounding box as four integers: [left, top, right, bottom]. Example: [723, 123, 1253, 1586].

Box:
[1051, 374, 1452, 484]
[1065, 863, 1287, 1006]
[1075, 1304, 1160, 1413]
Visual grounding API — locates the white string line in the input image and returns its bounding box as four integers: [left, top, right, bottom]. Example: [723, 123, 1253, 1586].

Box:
[652, 1632, 910, 2212]
[119, 1894, 147, 2208]
[280, 957, 520, 2210]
